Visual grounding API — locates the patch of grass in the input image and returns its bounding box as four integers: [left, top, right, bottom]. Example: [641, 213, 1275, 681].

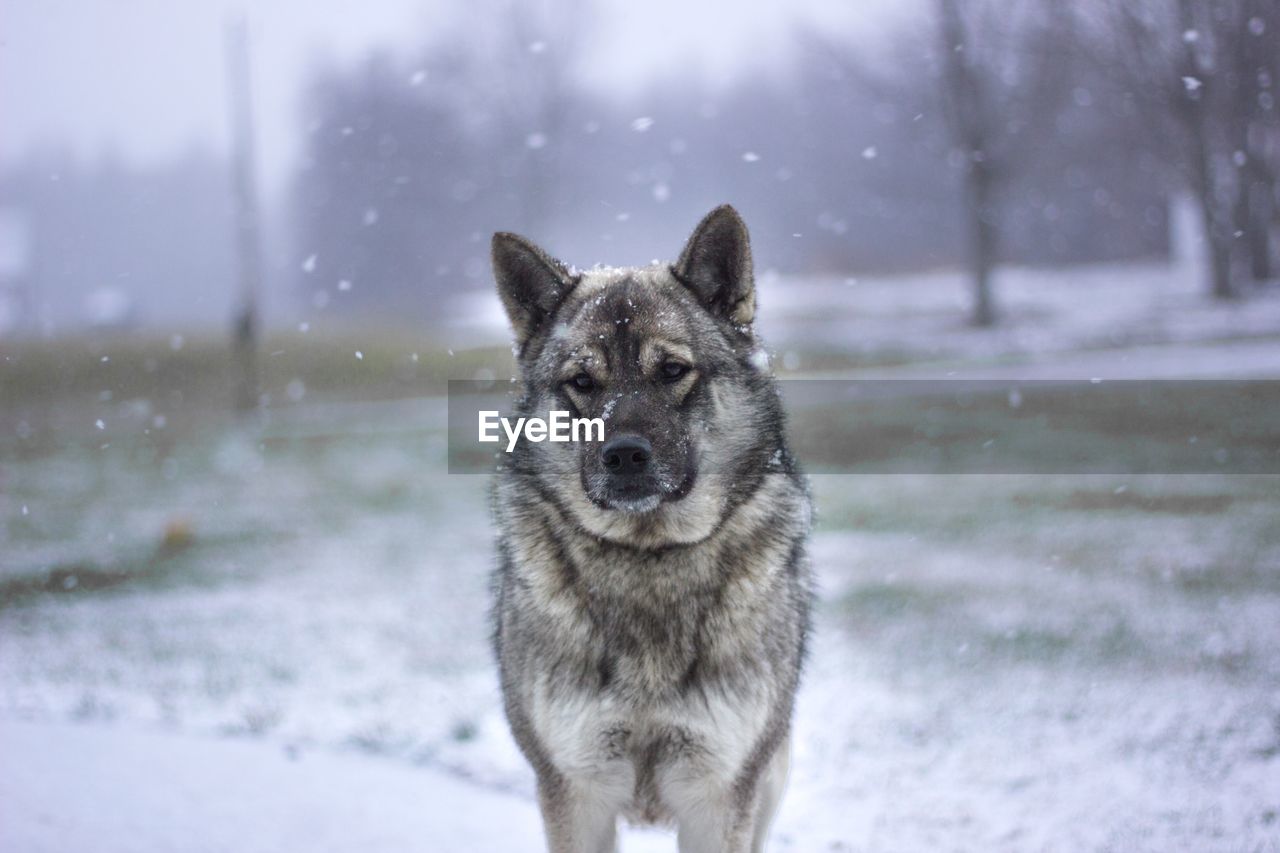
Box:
[972, 612, 1150, 666]
[0, 556, 170, 607]
[0, 332, 513, 458]
[1172, 560, 1280, 595]
[788, 381, 1280, 475]
[836, 582, 1156, 673]
[450, 719, 479, 743]
[0, 523, 284, 608]
[1039, 489, 1234, 515]
[814, 476, 1280, 600]
[978, 624, 1075, 663]
[839, 580, 955, 620]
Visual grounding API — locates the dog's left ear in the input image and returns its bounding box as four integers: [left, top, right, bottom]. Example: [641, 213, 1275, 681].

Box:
[673, 204, 755, 326]
[492, 232, 576, 348]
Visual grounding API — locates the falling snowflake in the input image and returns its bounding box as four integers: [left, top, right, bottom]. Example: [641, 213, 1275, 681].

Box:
[631, 117, 654, 132]
[862, 146, 878, 159]
[742, 151, 760, 162]
[526, 132, 547, 150]
[302, 254, 318, 273]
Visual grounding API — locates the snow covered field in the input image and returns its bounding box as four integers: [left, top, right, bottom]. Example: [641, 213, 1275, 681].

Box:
[3, 261, 1280, 850]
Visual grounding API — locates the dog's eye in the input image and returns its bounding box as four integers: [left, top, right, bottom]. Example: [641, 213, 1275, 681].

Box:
[570, 373, 596, 392]
[660, 362, 690, 382]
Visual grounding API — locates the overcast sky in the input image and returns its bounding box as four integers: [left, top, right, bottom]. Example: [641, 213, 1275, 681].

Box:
[0, 0, 888, 193]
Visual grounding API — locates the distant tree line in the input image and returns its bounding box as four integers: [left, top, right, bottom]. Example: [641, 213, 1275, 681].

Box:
[294, 1, 1253, 327]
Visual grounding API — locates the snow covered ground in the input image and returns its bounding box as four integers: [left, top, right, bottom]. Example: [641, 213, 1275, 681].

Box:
[0, 717, 550, 853]
[3, 261, 1280, 850]
[3, 466, 1278, 849]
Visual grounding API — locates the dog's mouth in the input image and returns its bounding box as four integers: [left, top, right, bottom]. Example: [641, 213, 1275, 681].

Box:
[583, 467, 697, 515]
[602, 491, 664, 514]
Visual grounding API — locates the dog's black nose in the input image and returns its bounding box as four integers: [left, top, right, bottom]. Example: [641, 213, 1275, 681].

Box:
[601, 436, 651, 476]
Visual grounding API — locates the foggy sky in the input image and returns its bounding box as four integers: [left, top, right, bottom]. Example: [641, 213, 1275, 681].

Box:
[0, 0, 884, 193]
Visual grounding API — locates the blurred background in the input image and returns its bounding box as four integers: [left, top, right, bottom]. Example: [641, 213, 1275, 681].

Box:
[2, 0, 1279, 850]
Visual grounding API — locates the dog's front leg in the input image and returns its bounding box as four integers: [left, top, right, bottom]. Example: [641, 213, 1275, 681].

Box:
[535, 771, 625, 853]
[747, 737, 790, 853]
[664, 740, 789, 853]
[671, 790, 755, 853]
[660, 767, 757, 853]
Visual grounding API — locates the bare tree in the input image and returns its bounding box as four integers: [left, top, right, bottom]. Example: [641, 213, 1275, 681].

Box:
[1093, 0, 1273, 298]
[933, 0, 1073, 326]
[485, 0, 591, 235]
[1222, 0, 1278, 282]
[225, 16, 262, 412]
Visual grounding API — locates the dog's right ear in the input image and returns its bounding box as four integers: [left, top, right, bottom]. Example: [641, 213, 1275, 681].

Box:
[492, 232, 576, 348]
[674, 204, 755, 327]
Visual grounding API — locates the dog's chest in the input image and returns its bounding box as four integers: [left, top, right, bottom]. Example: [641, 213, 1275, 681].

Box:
[584, 584, 712, 695]
[530, 673, 772, 821]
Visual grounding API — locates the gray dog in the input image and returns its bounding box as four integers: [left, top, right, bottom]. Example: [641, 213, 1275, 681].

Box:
[490, 205, 813, 853]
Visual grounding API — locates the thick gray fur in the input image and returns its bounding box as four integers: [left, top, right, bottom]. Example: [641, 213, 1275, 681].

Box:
[491, 205, 813, 853]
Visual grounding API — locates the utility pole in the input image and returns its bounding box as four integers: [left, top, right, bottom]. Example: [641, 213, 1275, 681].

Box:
[225, 14, 262, 412]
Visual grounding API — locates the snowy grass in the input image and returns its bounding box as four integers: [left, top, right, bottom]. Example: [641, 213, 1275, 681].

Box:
[2, 424, 1277, 849]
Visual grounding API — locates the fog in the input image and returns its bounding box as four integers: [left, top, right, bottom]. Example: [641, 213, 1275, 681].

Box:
[5, 0, 1199, 333]
[0, 0, 876, 188]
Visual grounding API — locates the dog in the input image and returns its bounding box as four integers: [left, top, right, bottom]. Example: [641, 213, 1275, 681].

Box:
[490, 204, 813, 852]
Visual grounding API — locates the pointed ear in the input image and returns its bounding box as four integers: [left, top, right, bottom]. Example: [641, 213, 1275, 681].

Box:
[492, 232, 576, 346]
[673, 204, 755, 326]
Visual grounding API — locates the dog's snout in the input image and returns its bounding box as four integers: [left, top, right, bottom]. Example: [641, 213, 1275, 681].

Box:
[601, 436, 652, 476]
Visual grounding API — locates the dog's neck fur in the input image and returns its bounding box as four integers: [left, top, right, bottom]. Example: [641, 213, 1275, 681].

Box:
[496, 468, 809, 698]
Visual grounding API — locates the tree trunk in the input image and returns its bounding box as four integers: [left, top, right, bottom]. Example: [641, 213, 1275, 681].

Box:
[1188, 138, 1234, 299]
[1182, 100, 1233, 299]
[1174, 0, 1235, 300]
[1233, 0, 1276, 283]
[1201, 195, 1235, 300]
[965, 159, 997, 326]
[1244, 168, 1274, 282]
[225, 18, 262, 412]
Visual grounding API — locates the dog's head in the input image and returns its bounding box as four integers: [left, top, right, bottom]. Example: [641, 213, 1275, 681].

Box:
[492, 205, 787, 548]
